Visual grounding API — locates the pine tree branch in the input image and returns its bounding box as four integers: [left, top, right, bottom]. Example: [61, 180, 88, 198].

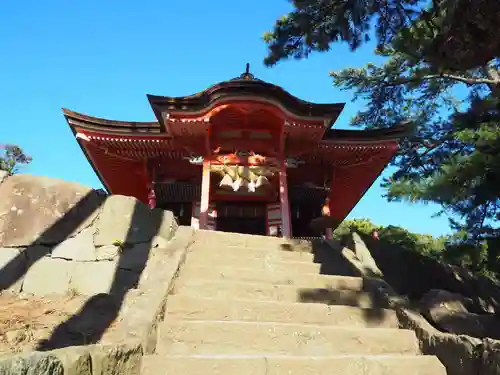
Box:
[382, 73, 500, 87]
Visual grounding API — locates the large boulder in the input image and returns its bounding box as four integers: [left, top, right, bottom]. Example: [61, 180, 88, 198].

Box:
[0, 175, 105, 247]
[397, 307, 482, 375]
[420, 289, 500, 339]
[483, 339, 500, 375]
[350, 232, 383, 277]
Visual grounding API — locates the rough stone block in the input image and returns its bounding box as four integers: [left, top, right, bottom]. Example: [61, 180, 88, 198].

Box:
[51, 227, 96, 261]
[22, 257, 73, 295]
[94, 195, 158, 247]
[0, 351, 64, 375]
[0, 247, 26, 292]
[152, 209, 177, 240]
[101, 226, 194, 354]
[420, 289, 500, 339]
[351, 232, 383, 277]
[71, 261, 119, 295]
[51, 347, 92, 375]
[89, 342, 143, 375]
[397, 307, 481, 375]
[0, 175, 105, 247]
[483, 338, 500, 375]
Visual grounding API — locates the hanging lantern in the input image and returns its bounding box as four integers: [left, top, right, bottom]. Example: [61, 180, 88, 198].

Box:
[255, 175, 271, 190]
[219, 173, 234, 190]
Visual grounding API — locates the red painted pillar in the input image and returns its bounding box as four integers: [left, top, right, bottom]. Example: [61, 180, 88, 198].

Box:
[278, 158, 292, 238]
[199, 159, 211, 230]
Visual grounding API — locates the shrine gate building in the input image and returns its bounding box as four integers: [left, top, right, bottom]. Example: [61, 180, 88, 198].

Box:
[63, 67, 410, 238]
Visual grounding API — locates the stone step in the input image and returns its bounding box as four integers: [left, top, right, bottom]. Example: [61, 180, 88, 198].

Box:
[184, 252, 321, 274]
[142, 355, 446, 375]
[179, 264, 362, 289]
[157, 320, 420, 356]
[165, 295, 399, 328]
[174, 279, 385, 308]
[193, 230, 310, 251]
[188, 242, 315, 262]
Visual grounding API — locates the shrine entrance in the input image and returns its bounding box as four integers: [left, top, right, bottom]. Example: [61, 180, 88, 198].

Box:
[216, 202, 267, 235]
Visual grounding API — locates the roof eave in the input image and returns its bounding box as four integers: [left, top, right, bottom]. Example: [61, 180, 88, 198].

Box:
[322, 123, 414, 142]
[62, 108, 162, 135]
[63, 117, 111, 194]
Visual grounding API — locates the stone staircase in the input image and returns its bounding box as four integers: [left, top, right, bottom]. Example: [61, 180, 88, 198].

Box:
[142, 230, 446, 374]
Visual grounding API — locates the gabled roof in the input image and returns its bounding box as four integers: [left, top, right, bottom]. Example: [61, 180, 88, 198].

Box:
[147, 69, 345, 131]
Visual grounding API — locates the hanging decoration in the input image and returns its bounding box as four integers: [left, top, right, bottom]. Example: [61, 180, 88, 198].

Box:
[219, 173, 234, 190]
[211, 150, 279, 193]
[213, 164, 274, 193]
[255, 175, 271, 190]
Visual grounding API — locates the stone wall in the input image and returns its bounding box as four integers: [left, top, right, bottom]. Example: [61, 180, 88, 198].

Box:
[0, 174, 177, 296]
[0, 174, 194, 374]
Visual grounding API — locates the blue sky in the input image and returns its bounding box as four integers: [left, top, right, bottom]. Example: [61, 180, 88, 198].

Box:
[0, 0, 451, 236]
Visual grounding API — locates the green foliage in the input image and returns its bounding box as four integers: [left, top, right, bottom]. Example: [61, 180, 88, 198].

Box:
[0, 144, 32, 176]
[340, 65, 500, 261]
[264, 1, 500, 270]
[334, 218, 447, 257]
[334, 218, 498, 278]
[263, 0, 423, 66]
[263, 0, 500, 70]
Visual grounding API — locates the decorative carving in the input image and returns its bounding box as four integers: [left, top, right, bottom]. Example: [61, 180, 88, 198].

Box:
[214, 151, 280, 167]
[183, 155, 204, 165]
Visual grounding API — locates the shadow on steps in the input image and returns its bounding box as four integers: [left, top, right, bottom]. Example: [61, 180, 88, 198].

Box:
[297, 282, 391, 326]
[281, 238, 395, 327]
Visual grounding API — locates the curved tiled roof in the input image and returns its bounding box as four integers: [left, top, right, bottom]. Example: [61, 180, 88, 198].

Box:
[147, 71, 345, 127]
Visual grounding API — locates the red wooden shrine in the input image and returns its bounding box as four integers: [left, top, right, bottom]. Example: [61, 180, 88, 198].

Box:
[63, 67, 410, 238]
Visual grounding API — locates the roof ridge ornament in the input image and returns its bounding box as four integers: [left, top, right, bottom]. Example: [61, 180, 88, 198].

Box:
[231, 63, 260, 82]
